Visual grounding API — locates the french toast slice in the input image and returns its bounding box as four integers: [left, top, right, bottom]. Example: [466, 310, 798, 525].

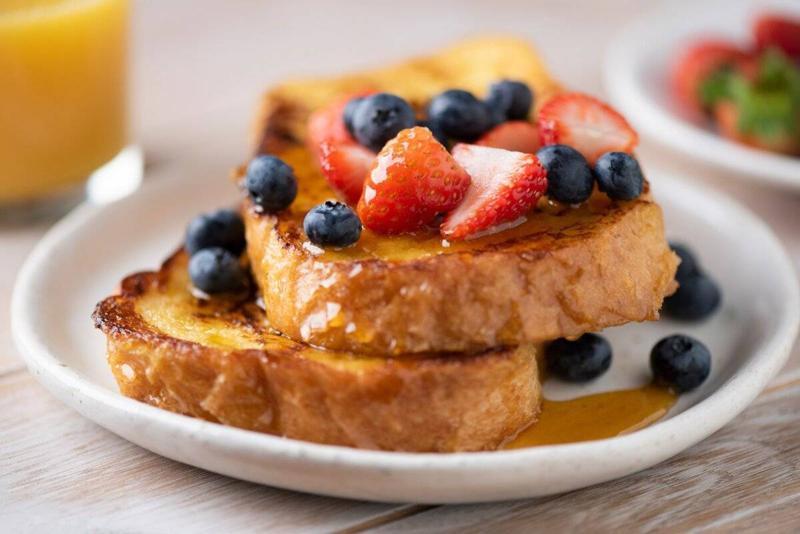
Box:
[242, 37, 679, 355]
[93, 250, 541, 452]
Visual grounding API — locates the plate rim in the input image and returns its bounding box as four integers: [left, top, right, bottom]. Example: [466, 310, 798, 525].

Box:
[603, 1, 800, 190]
[10, 170, 800, 501]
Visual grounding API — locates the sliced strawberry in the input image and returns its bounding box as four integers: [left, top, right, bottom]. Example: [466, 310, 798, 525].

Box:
[754, 14, 800, 57]
[317, 141, 376, 204]
[307, 95, 357, 154]
[441, 144, 547, 240]
[537, 93, 638, 164]
[476, 121, 540, 153]
[307, 92, 376, 204]
[670, 40, 750, 113]
[357, 127, 470, 234]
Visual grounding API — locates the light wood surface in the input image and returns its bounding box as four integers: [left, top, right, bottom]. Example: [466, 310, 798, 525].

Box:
[2, 0, 799, 532]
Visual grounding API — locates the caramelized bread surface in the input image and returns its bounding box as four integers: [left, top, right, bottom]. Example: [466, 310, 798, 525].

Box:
[243, 37, 679, 354]
[93, 251, 541, 452]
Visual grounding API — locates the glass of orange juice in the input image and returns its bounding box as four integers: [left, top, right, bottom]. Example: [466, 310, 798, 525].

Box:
[0, 0, 140, 221]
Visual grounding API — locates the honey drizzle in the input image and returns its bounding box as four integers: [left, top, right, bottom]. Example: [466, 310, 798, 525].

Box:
[505, 384, 677, 449]
[269, 145, 637, 262]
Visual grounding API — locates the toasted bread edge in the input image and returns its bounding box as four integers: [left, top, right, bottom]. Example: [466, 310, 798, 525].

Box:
[93, 251, 542, 452]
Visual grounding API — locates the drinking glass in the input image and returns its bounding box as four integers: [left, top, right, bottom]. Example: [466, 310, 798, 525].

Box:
[0, 0, 141, 222]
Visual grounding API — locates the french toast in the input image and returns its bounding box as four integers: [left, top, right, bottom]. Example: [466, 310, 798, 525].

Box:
[93, 250, 541, 452]
[242, 37, 679, 355]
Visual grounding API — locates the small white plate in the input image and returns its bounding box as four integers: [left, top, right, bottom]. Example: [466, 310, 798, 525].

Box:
[604, 0, 800, 190]
[12, 165, 799, 503]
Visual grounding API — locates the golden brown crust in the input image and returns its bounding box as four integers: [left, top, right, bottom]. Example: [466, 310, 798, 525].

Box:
[93, 251, 541, 452]
[242, 37, 678, 355]
[245, 195, 678, 355]
[251, 37, 563, 155]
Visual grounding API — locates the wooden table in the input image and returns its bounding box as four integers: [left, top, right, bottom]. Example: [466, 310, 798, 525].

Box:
[2, 1, 799, 531]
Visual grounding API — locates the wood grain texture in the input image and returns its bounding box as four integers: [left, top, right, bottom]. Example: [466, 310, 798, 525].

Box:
[0, 372, 406, 533]
[362, 381, 800, 534]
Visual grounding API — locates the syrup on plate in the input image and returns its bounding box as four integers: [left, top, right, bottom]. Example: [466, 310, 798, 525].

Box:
[505, 384, 677, 448]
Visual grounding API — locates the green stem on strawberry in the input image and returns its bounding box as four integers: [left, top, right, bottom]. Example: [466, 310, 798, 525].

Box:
[701, 47, 800, 154]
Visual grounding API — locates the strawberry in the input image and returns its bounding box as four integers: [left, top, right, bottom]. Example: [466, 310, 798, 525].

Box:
[476, 121, 540, 153]
[307, 92, 376, 204]
[441, 144, 547, 240]
[307, 94, 357, 153]
[754, 14, 800, 57]
[317, 141, 376, 204]
[670, 40, 750, 113]
[714, 101, 800, 155]
[357, 127, 471, 234]
[537, 93, 638, 164]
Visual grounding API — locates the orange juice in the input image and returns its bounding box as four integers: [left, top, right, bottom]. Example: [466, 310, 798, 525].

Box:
[0, 0, 129, 204]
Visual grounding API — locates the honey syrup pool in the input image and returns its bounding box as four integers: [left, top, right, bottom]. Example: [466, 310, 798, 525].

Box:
[506, 384, 677, 448]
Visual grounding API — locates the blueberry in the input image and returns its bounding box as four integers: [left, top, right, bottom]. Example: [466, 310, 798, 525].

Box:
[663, 273, 721, 321]
[245, 155, 297, 213]
[351, 93, 416, 152]
[185, 209, 245, 256]
[303, 201, 362, 247]
[188, 247, 247, 294]
[343, 96, 365, 138]
[669, 242, 701, 282]
[427, 89, 493, 141]
[545, 333, 613, 382]
[536, 144, 594, 204]
[485, 80, 534, 121]
[594, 152, 644, 200]
[416, 119, 449, 147]
[650, 334, 711, 392]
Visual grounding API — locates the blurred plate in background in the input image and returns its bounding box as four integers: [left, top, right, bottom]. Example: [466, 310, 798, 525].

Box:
[604, 0, 800, 190]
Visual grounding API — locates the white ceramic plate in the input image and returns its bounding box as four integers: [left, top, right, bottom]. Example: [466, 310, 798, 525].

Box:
[12, 165, 799, 504]
[604, 0, 800, 190]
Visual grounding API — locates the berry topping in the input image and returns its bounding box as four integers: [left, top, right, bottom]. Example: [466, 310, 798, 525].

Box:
[245, 155, 298, 213]
[343, 96, 366, 138]
[303, 201, 362, 247]
[351, 93, 416, 152]
[536, 144, 594, 204]
[669, 242, 700, 282]
[670, 40, 749, 114]
[185, 209, 245, 256]
[593, 151, 644, 200]
[308, 94, 376, 204]
[485, 79, 534, 121]
[545, 333, 613, 382]
[427, 89, 493, 141]
[441, 144, 547, 240]
[537, 92, 639, 163]
[650, 334, 711, 393]
[663, 243, 721, 321]
[663, 273, 721, 321]
[357, 127, 470, 234]
[188, 247, 247, 294]
[307, 93, 363, 153]
[476, 120, 540, 153]
[416, 119, 449, 146]
[317, 141, 375, 205]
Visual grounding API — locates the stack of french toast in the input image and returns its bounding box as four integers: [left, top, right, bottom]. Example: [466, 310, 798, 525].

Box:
[94, 38, 681, 452]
